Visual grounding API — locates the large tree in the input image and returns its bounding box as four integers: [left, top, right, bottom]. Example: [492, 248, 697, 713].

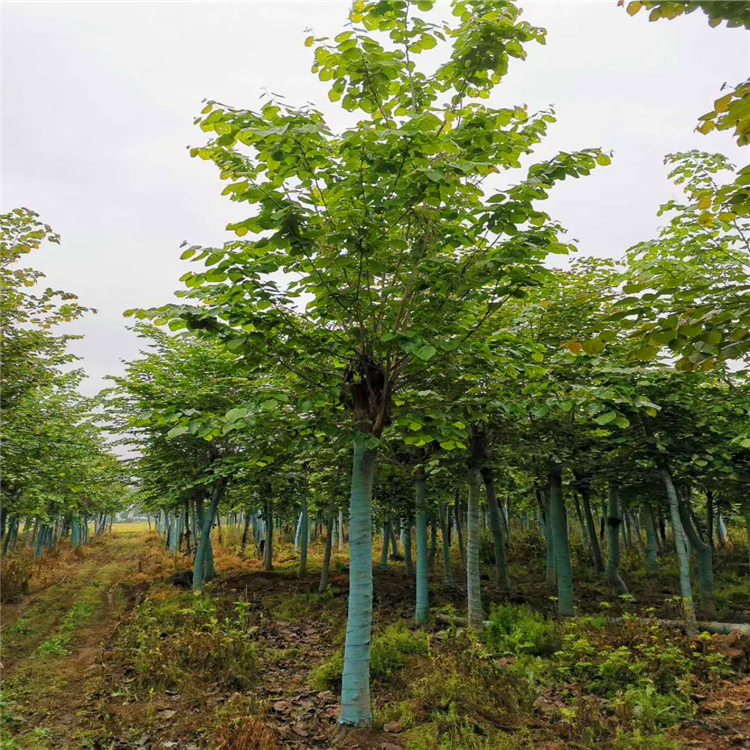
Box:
[130, 0, 606, 726]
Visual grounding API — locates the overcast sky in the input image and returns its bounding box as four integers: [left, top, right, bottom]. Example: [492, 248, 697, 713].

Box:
[2, 0, 748, 396]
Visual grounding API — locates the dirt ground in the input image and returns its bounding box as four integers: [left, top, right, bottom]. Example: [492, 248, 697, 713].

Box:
[1, 530, 748, 750]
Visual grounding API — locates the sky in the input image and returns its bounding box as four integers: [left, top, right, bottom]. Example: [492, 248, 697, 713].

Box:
[2, 0, 748, 397]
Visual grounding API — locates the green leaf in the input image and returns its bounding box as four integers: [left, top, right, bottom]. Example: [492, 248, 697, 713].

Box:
[594, 411, 617, 425]
[413, 344, 437, 361]
[581, 338, 605, 355]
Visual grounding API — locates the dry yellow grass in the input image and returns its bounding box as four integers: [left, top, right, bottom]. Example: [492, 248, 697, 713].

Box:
[111, 521, 152, 535]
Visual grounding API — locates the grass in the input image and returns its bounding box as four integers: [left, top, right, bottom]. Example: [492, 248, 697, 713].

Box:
[310, 622, 430, 691]
[111, 589, 259, 694]
[2, 525, 745, 750]
[110, 521, 152, 535]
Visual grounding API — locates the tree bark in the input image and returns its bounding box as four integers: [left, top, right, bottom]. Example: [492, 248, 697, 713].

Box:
[340, 442, 376, 728]
[263, 497, 274, 572]
[319, 511, 335, 594]
[299, 496, 309, 576]
[679, 495, 716, 619]
[193, 481, 226, 590]
[580, 487, 604, 573]
[415, 472, 429, 623]
[658, 466, 698, 636]
[549, 462, 574, 616]
[378, 519, 390, 570]
[544, 489, 556, 586]
[454, 493, 466, 572]
[403, 519, 414, 578]
[466, 466, 483, 635]
[480, 465, 510, 592]
[642, 502, 659, 574]
[605, 485, 629, 596]
[241, 511, 251, 553]
[438, 502, 454, 587]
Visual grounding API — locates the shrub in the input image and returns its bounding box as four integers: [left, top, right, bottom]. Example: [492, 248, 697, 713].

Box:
[60, 600, 94, 633]
[310, 623, 429, 690]
[554, 617, 730, 696]
[114, 591, 258, 693]
[37, 637, 70, 657]
[485, 605, 562, 657]
[614, 684, 693, 732]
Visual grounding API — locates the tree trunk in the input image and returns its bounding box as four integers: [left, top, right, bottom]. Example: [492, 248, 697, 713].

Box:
[679, 496, 716, 619]
[2, 518, 15, 555]
[466, 466, 483, 635]
[549, 462, 574, 616]
[389, 521, 400, 557]
[573, 493, 587, 546]
[403, 520, 414, 578]
[438, 502, 454, 587]
[642, 503, 659, 574]
[193, 482, 225, 590]
[480, 466, 510, 592]
[319, 511, 335, 594]
[299, 496, 309, 576]
[263, 498, 274, 572]
[622, 499, 633, 549]
[415, 472, 429, 623]
[294, 510, 302, 551]
[716, 513, 728, 548]
[605, 485, 629, 596]
[706, 491, 714, 551]
[658, 466, 698, 636]
[429, 521, 438, 566]
[580, 487, 604, 573]
[338, 510, 345, 552]
[241, 511, 251, 553]
[378, 519, 390, 570]
[340, 442, 377, 728]
[544, 489, 556, 586]
[454, 494, 466, 572]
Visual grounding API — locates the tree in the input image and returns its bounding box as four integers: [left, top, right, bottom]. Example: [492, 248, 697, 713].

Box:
[129, 0, 606, 726]
[616, 151, 750, 370]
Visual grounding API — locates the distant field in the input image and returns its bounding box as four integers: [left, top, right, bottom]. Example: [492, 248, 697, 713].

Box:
[110, 521, 151, 534]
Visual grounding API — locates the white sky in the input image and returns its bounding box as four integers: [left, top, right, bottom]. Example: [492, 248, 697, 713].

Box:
[2, 0, 748, 396]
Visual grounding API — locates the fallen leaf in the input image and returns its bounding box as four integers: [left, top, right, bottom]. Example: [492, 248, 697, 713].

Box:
[292, 723, 308, 737]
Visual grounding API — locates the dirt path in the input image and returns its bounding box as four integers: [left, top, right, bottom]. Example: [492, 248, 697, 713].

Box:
[1, 531, 145, 749]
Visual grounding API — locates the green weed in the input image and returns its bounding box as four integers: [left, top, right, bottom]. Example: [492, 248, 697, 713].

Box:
[614, 684, 693, 731]
[310, 622, 429, 690]
[113, 589, 258, 693]
[5, 618, 32, 636]
[554, 616, 730, 696]
[60, 600, 94, 633]
[485, 604, 562, 656]
[610, 730, 685, 750]
[37, 638, 70, 657]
